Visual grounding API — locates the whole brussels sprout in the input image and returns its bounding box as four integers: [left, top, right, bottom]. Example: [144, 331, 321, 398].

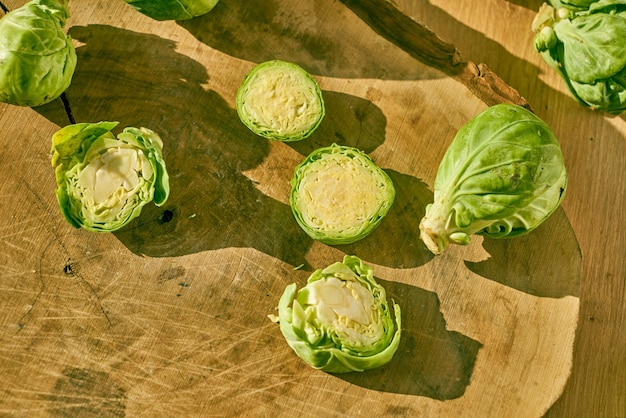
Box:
[123, 0, 219, 21]
[236, 60, 325, 142]
[277, 255, 401, 373]
[51, 122, 170, 232]
[532, 0, 626, 114]
[419, 104, 567, 255]
[290, 144, 395, 245]
[0, 0, 77, 107]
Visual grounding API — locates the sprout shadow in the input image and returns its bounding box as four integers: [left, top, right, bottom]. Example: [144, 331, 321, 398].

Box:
[177, 0, 447, 80]
[35, 24, 432, 268]
[339, 278, 482, 399]
[286, 90, 388, 156]
[466, 207, 581, 298]
[505, 0, 545, 10]
[34, 24, 309, 265]
[337, 170, 435, 269]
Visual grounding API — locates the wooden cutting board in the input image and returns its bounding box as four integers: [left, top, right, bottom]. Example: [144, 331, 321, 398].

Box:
[0, 1, 580, 416]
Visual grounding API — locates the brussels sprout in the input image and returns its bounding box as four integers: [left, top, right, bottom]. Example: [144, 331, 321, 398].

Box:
[532, 1, 626, 114]
[277, 255, 401, 373]
[51, 122, 170, 232]
[419, 104, 567, 255]
[0, 0, 76, 107]
[123, 0, 219, 21]
[290, 144, 395, 245]
[236, 60, 325, 142]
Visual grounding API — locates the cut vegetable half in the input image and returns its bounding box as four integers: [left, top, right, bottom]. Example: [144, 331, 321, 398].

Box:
[236, 60, 325, 142]
[277, 255, 401, 373]
[290, 144, 395, 245]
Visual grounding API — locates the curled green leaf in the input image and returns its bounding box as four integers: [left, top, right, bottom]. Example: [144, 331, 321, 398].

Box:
[532, 1, 626, 113]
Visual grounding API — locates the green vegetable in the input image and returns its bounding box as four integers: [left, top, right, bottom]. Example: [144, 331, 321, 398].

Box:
[277, 255, 401, 373]
[123, 0, 219, 21]
[0, 0, 76, 107]
[290, 144, 395, 245]
[419, 104, 567, 255]
[236, 60, 325, 142]
[51, 122, 170, 232]
[532, 0, 626, 114]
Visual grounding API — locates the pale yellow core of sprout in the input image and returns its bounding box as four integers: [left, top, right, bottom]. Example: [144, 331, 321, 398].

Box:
[242, 66, 321, 136]
[305, 276, 383, 347]
[295, 153, 385, 234]
[77, 147, 152, 221]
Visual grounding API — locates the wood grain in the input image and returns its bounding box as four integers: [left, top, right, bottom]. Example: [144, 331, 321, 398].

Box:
[0, 0, 611, 417]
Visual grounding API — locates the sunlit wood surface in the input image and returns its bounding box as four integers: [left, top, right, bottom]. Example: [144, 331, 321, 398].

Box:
[0, 1, 622, 417]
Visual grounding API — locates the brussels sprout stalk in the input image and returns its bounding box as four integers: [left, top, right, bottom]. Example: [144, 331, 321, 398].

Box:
[277, 255, 401, 373]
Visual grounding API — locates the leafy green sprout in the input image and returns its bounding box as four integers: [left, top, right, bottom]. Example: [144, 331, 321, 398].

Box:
[51, 122, 170, 232]
[0, 0, 76, 107]
[277, 255, 401, 373]
[419, 104, 567, 255]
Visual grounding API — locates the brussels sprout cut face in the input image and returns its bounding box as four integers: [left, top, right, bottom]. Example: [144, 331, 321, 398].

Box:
[0, 0, 76, 107]
[277, 255, 401, 373]
[236, 60, 325, 142]
[290, 144, 395, 245]
[124, 0, 219, 21]
[51, 122, 170, 232]
[419, 104, 567, 255]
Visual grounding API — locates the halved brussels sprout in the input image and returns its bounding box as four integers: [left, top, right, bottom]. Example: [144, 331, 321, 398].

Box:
[277, 255, 401, 373]
[51, 122, 170, 232]
[0, 0, 76, 107]
[419, 104, 567, 255]
[236, 60, 325, 142]
[290, 144, 395, 245]
[123, 0, 219, 21]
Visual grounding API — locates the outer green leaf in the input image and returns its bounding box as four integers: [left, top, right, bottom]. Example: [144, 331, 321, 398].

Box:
[123, 0, 219, 21]
[419, 104, 567, 255]
[277, 255, 401, 373]
[236, 60, 325, 142]
[553, 13, 626, 83]
[51, 122, 170, 232]
[0, 0, 76, 107]
[532, 1, 626, 113]
[290, 144, 395, 245]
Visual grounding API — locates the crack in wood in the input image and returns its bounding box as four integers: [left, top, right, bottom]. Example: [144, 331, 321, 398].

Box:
[17, 180, 113, 331]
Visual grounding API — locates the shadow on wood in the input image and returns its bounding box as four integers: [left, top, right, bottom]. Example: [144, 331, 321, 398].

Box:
[177, 0, 449, 80]
[338, 278, 482, 399]
[466, 207, 581, 298]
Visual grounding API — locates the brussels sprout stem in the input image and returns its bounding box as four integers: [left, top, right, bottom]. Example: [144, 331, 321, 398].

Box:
[419, 214, 447, 255]
[60, 92, 76, 124]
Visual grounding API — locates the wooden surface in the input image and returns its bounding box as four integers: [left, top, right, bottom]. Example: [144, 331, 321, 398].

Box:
[0, 0, 621, 417]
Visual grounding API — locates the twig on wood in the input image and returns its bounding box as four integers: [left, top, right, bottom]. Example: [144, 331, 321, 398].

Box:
[0, 2, 9, 14]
